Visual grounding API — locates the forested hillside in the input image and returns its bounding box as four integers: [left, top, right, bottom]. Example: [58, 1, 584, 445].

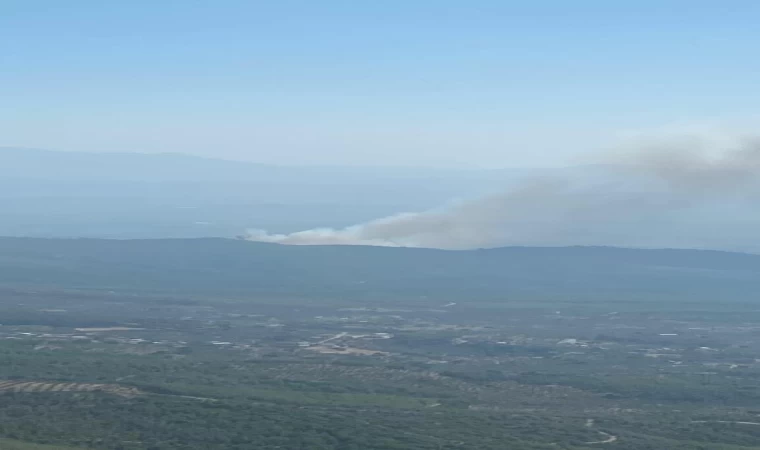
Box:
[0, 237, 758, 302]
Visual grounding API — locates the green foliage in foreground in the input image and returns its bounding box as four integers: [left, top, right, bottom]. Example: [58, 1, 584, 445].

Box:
[0, 438, 82, 450]
[0, 392, 593, 450]
[1, 238, 760, 449]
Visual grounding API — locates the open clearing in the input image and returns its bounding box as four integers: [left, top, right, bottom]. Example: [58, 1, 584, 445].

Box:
[75, 327, 145, 332]
[307, 345, 388, 356]
[0, 380, 141, 397]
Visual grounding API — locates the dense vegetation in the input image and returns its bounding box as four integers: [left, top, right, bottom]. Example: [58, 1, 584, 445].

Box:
[1, 237, 759, 301]
[0, 238, 759, 448]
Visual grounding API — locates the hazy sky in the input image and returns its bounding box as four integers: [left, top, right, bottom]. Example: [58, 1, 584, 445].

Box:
[2, 1, 759, 167]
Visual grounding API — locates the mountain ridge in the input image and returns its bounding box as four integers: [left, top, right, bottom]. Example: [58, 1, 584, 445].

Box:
[0, 148, 544, 239]
[0, 146, 546, 182]
[1, 237, 757, 302]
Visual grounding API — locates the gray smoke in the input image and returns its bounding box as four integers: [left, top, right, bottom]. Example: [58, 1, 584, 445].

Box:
[246, 136, 760, 252]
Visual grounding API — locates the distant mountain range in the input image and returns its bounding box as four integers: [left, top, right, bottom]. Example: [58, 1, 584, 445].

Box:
[1, 237, 758, 303]
[0, 147, 548, 239]
[0, 147, 542, 183]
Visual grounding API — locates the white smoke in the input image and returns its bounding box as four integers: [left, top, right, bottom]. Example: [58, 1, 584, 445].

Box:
[246, 134, 760, 252]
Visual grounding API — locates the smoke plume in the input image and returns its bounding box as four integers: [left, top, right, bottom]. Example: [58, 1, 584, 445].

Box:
[246, 135, 760, 252]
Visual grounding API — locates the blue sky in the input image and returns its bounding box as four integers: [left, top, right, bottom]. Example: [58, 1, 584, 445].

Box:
[2, 1, 759, 167]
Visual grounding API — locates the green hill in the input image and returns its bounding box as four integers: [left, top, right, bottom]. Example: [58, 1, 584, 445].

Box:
[0, 237, 758, 303]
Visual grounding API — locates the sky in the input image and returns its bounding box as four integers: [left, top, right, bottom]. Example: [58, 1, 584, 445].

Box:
[2, 1, 760, 168]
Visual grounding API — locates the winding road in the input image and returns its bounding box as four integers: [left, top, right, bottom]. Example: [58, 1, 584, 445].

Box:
[584, 419, 618, 445]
